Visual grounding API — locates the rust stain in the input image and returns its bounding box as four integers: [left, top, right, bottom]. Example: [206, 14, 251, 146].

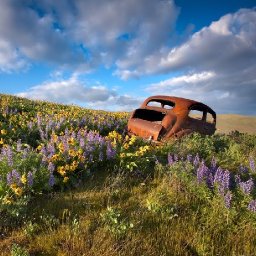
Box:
[128, 95, 216, 141]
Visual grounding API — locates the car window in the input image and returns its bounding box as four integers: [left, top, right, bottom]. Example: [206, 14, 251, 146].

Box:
[147, 101, 162, 107]
[147, 100, 175, 110]
[189, 109, 204, 120]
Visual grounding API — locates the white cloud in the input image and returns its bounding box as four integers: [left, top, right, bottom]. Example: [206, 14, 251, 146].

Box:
[142, 8, 256, 115]
[0, 39, 28, 72]
[0, 0, 179, 74]
[148, 71, 216, 91]
[17, 74, 141, 111]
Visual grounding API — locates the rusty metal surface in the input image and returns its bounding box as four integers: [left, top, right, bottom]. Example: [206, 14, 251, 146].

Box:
[127, 95, 216, 141]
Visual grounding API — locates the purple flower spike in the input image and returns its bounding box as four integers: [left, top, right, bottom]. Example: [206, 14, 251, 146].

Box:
[168, 153, 174, 165]
[27, 172, 33, 187]
[224, 191, 232, 208]
[248, 200, 256, 212]
[239, 178, 254, 195]
[213, 167, 230, 195]
[7, 169, 21, 186]
[193, 154, 200, 167]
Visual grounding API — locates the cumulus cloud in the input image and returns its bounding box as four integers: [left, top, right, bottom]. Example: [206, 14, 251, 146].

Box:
[0, 0, 179, 73]
[143, 8, 256, 115]
[17, 74, 141, 111]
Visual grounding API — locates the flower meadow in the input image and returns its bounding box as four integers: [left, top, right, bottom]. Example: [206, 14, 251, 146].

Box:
[1, 94, 256, 255]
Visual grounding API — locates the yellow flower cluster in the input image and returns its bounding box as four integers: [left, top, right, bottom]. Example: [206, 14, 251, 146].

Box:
[107, 131, 122, 146]
[10, 183, 23, 197]
[57, 161, 79, 176]
[122, 135, 137, 150]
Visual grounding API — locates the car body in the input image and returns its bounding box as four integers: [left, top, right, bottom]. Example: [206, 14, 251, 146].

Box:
[127, 95, 216, 141]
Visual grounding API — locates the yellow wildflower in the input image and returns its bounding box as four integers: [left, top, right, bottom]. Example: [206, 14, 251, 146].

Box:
[3, 196, 13, 205]
[63, 177, 69, 183]
[0, 129, 7, 135]
[21, 174, 27, 184]
[14, 187, 23, 197]
[120, 153, 126, 158]
[57, 166, 66, 176]
[0, 138, 4, 145]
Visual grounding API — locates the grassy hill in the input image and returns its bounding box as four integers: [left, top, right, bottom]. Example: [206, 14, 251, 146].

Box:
[217, 114, 256, 134]
[1, 94, 256, 256]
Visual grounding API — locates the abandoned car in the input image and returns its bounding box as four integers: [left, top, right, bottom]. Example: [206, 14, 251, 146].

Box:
[127, 95, 216, 141]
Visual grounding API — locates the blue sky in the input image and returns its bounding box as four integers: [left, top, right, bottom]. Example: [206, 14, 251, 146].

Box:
[0, 0, 255, 114]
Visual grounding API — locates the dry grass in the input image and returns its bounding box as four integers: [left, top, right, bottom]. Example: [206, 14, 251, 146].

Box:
[217, 114, 256, 134]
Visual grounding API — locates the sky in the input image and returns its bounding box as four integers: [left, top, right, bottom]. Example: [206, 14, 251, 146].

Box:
[0, 0, 256, 115]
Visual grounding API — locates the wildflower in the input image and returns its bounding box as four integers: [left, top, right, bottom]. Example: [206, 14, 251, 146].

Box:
[57, 166, 66, 176]
[63, 177, 69, 183]
[106, 143, 116, 159]
[213, 167, 230, 195]
[186, 154, 193, 163]
[248, 200, 256, 212]
[0, 129, 7, 135]
[48, 172, 55, 187]
[224, 191, 232, 208]
[21, 174, 27, 184]
[168, 153, 174, 165]
[48, 162, 55, 172]
[193, 154, 200, 167]
[239, 178, 254, 195]
[14, 187, 23, 196]
[27, 171, 33, 187]
[7, 169, 21, 186]
[3, 196, 13, 205]
[6, 145, 13, 166]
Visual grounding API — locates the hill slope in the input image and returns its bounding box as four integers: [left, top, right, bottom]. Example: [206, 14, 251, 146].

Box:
[217, 114, 256, 134]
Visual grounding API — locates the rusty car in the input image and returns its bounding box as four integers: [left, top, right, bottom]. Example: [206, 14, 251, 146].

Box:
[127, 95, 216, 141]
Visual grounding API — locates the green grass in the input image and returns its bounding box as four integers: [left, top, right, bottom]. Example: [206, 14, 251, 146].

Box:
[1, 94, 256, 256]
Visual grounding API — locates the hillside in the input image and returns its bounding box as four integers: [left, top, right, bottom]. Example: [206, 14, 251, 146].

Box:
[217, 114, 256, 134]
[1, 94, 256, 256]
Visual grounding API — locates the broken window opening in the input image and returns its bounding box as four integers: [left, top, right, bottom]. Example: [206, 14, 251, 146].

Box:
[133, 109, 166, 122]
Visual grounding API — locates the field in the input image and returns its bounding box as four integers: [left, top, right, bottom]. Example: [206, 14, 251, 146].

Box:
[1, 94, 256, 256]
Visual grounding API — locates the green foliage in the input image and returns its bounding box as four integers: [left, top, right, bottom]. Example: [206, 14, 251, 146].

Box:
[101, 206, 134, 238]
[11, 244, 29, 256]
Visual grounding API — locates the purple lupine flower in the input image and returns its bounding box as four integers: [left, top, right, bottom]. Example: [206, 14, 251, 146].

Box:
[6, 146, 13, 166]
[249, 156, 255, 172]
[186, 154, 193, 163]
[224, 191, 232, 208]
[239, 178, 254, 195]
[210, 156, 217, 172]
[168, 153, 174, 165]
[174, 154, 179, 162]
[99, 151, 104, 161]
[248, 200, 256, 212]
[48, 172, 55, 187]
[235, 174, 241, 185]
[239, 165, 249, 175]
[196, 161, 213, 188]
[106, 143, 116, 159]
[193, 154, 200, 167]
[79, 138, 85, 148]
[213, 167, 230, 195]
[27, 172, 33, 187]
[6, 169, 21, 185]
[48, 162, 55, 172]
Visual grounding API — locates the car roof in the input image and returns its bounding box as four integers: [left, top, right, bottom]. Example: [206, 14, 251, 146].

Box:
[141, 95, 216, 117]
